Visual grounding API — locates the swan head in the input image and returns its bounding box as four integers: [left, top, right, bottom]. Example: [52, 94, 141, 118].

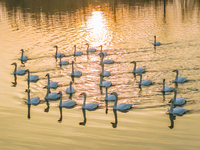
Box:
[80, 92, 86, 97]
[85, 43, 89, 45]
[25, 69, 30, 73]
[21, 49, 24, 52]
[99, 52, 104, 57]
[172, 69, 178, 72]
[139, 73, 142, 77]
[45, 73, 49, 77]
[11, 62, 16, 65]
[131, 61, 136, 64]
[72, 61, 74, 64]
[111, 92, 118, 99]
[74, 45, 76, 48]
[58, 91, 62, 96]
[54, 45, 58, 48]
[25, 89, 30, 93]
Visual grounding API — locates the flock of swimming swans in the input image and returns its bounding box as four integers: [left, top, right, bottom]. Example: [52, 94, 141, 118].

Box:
[11, 37, 188, 128]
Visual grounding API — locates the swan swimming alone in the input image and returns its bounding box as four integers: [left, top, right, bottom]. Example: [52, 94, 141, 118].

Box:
[45, 73, 59, 89]
[20, 49, 28, 61]
[139, 73, 152, 88]
[100, 62, 111, 77]
[66, 81, 75, 94]
[154, 35, 161, 46]
[99, 73, 112, 87]
[25, 89, 40, 106]
[131, 61, 145, 74]
[59, 91, 76, 108]
[162, 79, 174, 92]
[11, 62, 26, 75]
[54, 45, 65, 58]
[26, 69, 39, 82]
[80, 92, 99, 110]
[99, 52, 114, 64]
[71, 61, 82, 77]
[99, 45, 107, 56]
[173, 69, 187, 83]
[86, 43, 96, 52]
[112, 92, 133, 111]
[169, 89, 188, 116]
[105, 86, 116, 101]
[74, 45, 83, 56]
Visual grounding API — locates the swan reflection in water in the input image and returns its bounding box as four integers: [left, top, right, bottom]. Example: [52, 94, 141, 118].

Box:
[168, 113, 176, 129]
[11, 73, 17, 87]
[79, 108, 87, 125]
[111, 109, 118, 128]
[44, 98, 50, 113]
[27, 104, 31, 119]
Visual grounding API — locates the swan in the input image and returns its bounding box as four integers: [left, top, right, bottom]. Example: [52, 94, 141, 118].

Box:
[26, 69, 39, 82]
[86, 43, 96, 52]
[131, 61, 145, 74]
[169, 89, 188, 116]
[74, 45, 83, 56]
[99, 52, 114, 64]
[139, 73, 152, 88]
[99, 45, 107, 56]
[54, 45, 65, 58]
[58, 91, 76, 108]
[25, 89, 40, 106]
[100, 62, 110, 77]
[45, 86, 61, 100]
[11, 62, 26, 75]
[80, 92, 99, 110]
[154, 36, 161, 46]
[59, 55, 69, 66]
[173, 69, 187, 83]
[112, 92, 133, 111]
[66, 81, 75, 94]
[162, 79, 174, 92]
[105, 86, 116, 101]
[169, 91, 186, 106]
[99, 73, 112, 87]
[20, 49, 28, 61]
[71, 61, 82, 77]
[45, 73, 59, 89]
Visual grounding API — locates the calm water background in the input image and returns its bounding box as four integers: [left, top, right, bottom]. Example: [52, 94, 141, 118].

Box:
[0, 0, 200, 149]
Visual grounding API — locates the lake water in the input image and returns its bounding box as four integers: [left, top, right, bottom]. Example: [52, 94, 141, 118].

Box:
[1, 0, 200, 149]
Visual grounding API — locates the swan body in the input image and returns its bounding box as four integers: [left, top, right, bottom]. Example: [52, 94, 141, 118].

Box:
[112, 92, 133, 111]
[54, 46, 65, 58]
[162, 79, 174, 92]
[71, 61, 82, 77]
[45, 73, 59, 89]
[26, 69, 39, 82]
[100, 45, 107, 56]
[139, 73, 152, 88]
[11, 62, 26, 75]
[59, 56, 69, 66]
[131, 61, 145, 74]
[86, 43, 96, 52]
[20, 49, 28, 61]
[66, 81, 75, 94]
[45, 87, 61, 100]
[74, 45, 83, 56]
[26, 89, 40, 106]
[101, 62, 110, 77]
[154, 36, 161, 46]
[99, 53, 114, 64]
[80, 92, 99, 110]
[59, 91, 76, 108]
[99, 74, 112, 87]
[169, 89, 188, 116]
[105, 87, 116, 101]
[173, 69, 187, 83]
[171, 98, 186, 106]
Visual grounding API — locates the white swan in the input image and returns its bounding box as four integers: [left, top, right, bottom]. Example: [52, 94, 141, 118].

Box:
[99, 45, 107, 56]
[25, 89, 40, 105]
[99, 73, 112, 87]
[71, 61, 82, 77]
[105, 86, 116, 101]
[86, 43, 96, 52]
[54, 45, 65, 58]
[169, 89, 188, 116]
[59, 55, 69, 66]
[45, 86, 61, 100]
[58, 91, 76, 108]
[173, 69, 187, 83]
[26, 69, 39, 82]
[45, 73, 59, 89]
[162, 79, 174, 92]
[80, 92, 99, 110]
[66, 81, 75, 94]
[99, 52, 114, 64]
[112, 92, 133, 111]
[139, 73, 152, 88]
[74, 45, 83, 56]
[131, 61, 145, 74]
[11, 62, 26, 76]
[100, 62, 110, 77]
[170, 91, 186, 106]
[154, 36, 161, 46]
[20, 49, 28, 61]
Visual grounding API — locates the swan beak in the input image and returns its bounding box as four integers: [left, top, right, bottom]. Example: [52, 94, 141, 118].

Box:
[169, 99, 172, 103]
[172, 70, 176, 72]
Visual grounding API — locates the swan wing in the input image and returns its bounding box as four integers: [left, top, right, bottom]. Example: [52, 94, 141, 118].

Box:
[29, 97, 40, 105]
[71, 71, 82, 77]
[174, 98, 186, 106]
[116, 103, 133, 110]
[103, 60, 114, 64]
[176, 77, 187, 83]
[105, 94, 116, 101]
[66, 87, 75, 94]
[56, 53, 64, 58]
[84, 103, 99, 110]
[87, 48, 96, 52]
[102, 52, 107, 56]
[49, 82, 59, 88]
[102, 71, 111, 77]
[16, 69, 26, 75]
[74, 51, 83, 56]
[29, 75, 39, 82]
[141, 80, 152, 86]
[173, 107, 188, 116]
[163, 86, 174, 92]
[20, 56, 28, 61]
[62, 100, 76, 108]
[60, 61, 69, 65]
[48, 92, 60, 100]
[134, 68, 145, 73]
[101, 81, 112, 87]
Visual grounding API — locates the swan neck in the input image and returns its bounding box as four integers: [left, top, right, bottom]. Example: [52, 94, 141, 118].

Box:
[83, 94, 86, 107]
[21, 50, 24, 58]
[105, 87, 108, 97]
[139, 74, 142, 84]
[175, 71, 178, 80]
[154, 36, 156, 43]
[133, 62, 136, 71]
[169, 91, 176, 114]
[113, 94, 118, 109]
[70, 82, 72, 89]
[59, 94, 62, 106]
[55, 47, 58, 55]
[100, 54, 104, 63]
[72, 63, 74, 74]
[100, 75, 103, 84]
[59, 57, 62, 65]
[14, 63, 17, 72]
[47, 75, 50, 87]
[163, 80, 165, 89]
[74, 46, 76, 53]
[101, 63, 104, 73]
[100, 46, 102, 53]
[27, 91, 30, 103]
